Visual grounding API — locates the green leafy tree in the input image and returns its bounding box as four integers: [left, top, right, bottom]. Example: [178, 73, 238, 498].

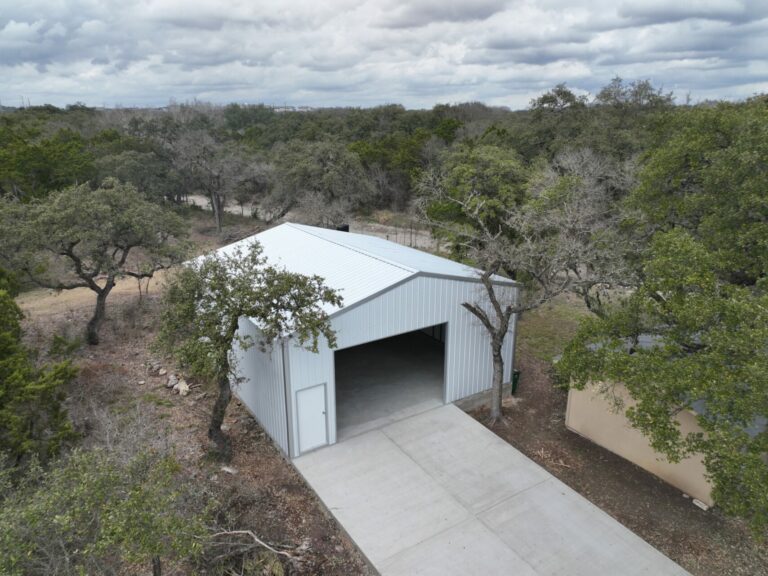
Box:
[419, 144, 529, 263]
[0, 126, 94, 199]
[0, 178, 188, 344]
[519, 83, 590, 159]
[350, 128, 432, 210]
[158, 242, 341, 458]
[0, 290, 75, 466]
[530, 83, 588, 112]
[0, 267, 19, 296]
[630, 100, 768, 283]
[559, 231, 768, 533]
[93, 126, 187, 205]
[559, 100, 768, 533]
[0, 449, 208, 575]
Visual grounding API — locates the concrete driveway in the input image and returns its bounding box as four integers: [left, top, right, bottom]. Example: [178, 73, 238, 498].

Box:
[295, 404, 689, 576]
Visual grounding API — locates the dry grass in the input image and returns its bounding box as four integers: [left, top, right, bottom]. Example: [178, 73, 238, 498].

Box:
[517, 292, 591, 362]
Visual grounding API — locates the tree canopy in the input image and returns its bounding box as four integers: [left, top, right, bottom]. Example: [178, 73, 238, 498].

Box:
[0, 178, 188, 344]
[268, 139, 373, 226]
[0, 449, 207, 575]
[418, 145, 628, 420]
[558, 100, 768, 534]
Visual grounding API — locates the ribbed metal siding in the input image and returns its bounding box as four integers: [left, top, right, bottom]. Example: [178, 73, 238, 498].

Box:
[232, 318, 289, 454]
[286, 275, 518, 456]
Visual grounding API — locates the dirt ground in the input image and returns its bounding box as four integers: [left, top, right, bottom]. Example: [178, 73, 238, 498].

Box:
[469, 345, 768, 576]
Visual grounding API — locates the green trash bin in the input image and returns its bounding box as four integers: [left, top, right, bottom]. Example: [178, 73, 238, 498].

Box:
[511, 369, 521, 395]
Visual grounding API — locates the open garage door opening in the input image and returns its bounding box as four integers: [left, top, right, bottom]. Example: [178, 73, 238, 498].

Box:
[334, 324, 447, 441]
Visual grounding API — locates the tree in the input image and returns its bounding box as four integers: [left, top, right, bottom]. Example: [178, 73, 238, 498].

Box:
[267, 140, 373, 225]
[523, 84, 590, 160]
[594, 77, 674, 109]
[350, 129, 432, 210]
[530, 82, 588, 112]
[531, 148, 638, 318]
[558, 231, 768, 533]
[630, 100, 768, 283]
[558, 100, 768, 533]
[0, 179, 187, 344]
[418, 146, 630, 421]
[171, 130, 257, 232]
[0, 268, 19, 296]
[0, 126, 94, 200]
[588, 77, 676, 160]
[0, 290, 75, 466]
[157, 242, 341, 458]
[93, 149, 183, 204]
[231, 162, 273, 217]
[0, 449, 208, 575]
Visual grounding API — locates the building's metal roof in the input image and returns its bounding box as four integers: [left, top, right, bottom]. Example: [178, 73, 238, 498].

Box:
[216, 222, 515, 315]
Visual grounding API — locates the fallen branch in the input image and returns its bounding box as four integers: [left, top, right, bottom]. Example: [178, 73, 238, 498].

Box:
[209, 530, 298, 560]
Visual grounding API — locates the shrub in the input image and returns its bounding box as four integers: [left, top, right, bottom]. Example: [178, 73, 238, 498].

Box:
[0, 290, 75, 465]
[0, 449, 208, 575]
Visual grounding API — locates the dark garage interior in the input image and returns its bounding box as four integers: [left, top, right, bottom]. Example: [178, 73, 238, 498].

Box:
[334, 325, 446, 440]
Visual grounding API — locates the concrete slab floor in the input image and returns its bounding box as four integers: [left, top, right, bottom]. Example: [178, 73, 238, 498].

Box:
[335, 330, 444, 440]
[295, 405, 690, 576]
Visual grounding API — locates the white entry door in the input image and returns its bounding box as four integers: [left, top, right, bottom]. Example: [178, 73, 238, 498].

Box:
[297, 383, 328, 454]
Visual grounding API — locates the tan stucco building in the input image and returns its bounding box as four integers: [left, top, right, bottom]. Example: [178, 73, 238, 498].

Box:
[566, 383, 714, 506]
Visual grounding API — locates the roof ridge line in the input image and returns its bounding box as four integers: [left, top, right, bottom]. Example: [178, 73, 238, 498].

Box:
[284, 223, 418, 274]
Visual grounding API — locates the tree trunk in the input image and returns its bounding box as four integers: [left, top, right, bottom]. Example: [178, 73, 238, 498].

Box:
[490, 342, 504, 423]
[152, 555, 162, 576]
[211, 191, 223, 233]
[86, 279, 115, 345]
[208, 369, 232, 460]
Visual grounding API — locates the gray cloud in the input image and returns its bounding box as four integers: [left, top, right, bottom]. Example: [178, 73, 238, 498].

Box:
[616, 0, 767, 25]
[0, 0, 766, 110]
[379, 0, 510, 29]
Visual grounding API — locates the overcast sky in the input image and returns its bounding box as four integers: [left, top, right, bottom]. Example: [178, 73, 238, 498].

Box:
[2, 0, 767, 110]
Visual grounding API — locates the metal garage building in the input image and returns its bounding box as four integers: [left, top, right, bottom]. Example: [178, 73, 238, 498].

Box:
[225, 222, 519, 458]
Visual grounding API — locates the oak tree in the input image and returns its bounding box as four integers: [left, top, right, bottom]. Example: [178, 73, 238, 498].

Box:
[419, 146, 630, 421]
[559, 100, 768, 533]
[157, 242, 341, 459]
[0, 178, 187, 344]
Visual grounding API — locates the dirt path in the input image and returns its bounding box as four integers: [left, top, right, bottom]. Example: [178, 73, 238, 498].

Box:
[16, 273, 167, 317]
[188, 194, 255, 217]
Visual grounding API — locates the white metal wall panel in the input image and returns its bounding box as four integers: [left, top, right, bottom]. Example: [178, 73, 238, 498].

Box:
[286, 275, 518, 456]
[232, 318, 290, 454]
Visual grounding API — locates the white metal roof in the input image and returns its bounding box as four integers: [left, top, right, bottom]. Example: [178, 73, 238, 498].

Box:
[216, 222, 515, 315]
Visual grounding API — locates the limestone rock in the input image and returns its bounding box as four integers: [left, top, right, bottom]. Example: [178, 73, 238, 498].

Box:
[175, 379, 190, 396]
